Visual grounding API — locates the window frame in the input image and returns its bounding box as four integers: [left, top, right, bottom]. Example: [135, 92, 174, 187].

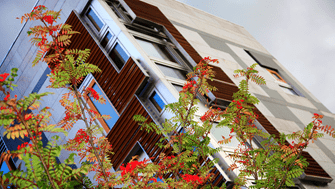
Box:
[148, 90, 166, 114]
[105, 0, 134, 23]
[84, 6, 130, 72]
[106, 40, 130, 71]
[84, 7, 106, 36]
[84, 79, 120, 133]
[279, 84, 299, 96]
[117, 141, 153, 171]
[267, 69, 286, 83]
[131, 31, 190, 69]
[99, 29, 115, 49]
[134, 36, 178, 63]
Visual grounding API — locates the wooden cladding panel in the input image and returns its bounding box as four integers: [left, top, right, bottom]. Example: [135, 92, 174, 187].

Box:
[65, 11, 146, 113]
[211, 65, 234, 84]
[302, 151, 331, 179]
[107, 97, 147, 168]
[208, 80, 239, 101]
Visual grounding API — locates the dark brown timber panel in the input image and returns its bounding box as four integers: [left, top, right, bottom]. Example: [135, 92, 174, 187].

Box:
[121, 0, 332, 181]
[65, 11, 146, 113]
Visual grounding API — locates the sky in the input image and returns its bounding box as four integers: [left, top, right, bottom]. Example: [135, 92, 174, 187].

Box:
[0, 0, 334, 113]
[176, 0, 335, 113]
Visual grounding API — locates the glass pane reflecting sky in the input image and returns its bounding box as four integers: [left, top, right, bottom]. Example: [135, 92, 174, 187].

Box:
[0, 162, 9, 174]
[90, 84, 119, 129]
[87, 9, 104, 31]
[151, 92, 165, 112]
[114, 43, 129, 62]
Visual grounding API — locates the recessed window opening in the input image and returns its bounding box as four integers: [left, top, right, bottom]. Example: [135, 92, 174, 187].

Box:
[280, 86, 298, 96]
[86, 8, 104, 31]
[267, 69, 286, 83]
[120, 142, 150, 170]
[106, 0, 133, 22]
[156, 64, 187, 80]
[109, 43, 129, 70]
[172, 84, 183, 92]
[149, 91, 166, 112]
[210, 123, 240, 148]
[136, 38, 176, 62]
[101, 31, 113, 48]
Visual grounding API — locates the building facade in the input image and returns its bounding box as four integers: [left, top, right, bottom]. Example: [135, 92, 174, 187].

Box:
[1, 0, 335, 188]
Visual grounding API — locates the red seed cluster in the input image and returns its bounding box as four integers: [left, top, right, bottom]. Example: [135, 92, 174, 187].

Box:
[232, 99, 244, 109]
[86, 87, 99, 100]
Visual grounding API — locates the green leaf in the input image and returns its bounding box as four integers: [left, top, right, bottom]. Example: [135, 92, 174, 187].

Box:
[306, 122, 313, 131]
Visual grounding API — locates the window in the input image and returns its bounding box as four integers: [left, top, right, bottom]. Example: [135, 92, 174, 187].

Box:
[85, 7, 128, 71]
[86, 8, 104, 32]
[0, 162, 9, 174]
[172, 84, 183, 92]
[86, 81, 120, 132]
[121, 142, 149, 168]
[136, 38, 176, 62]
[267, 69, 286, 83]
[280, 85, 298, 96]
[121, 142, 164, 183]
[149, 91, 165, 112]
[106, 0, 133, 22]
[210, 123, 240, 148]
[156, 64, 187, 80]
[101, 31, 113, 48]
[109, 43, 129, 70]
[245, 49, 301, 96]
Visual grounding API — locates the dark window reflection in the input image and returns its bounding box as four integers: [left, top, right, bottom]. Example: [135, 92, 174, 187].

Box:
[109, 43, 129, 70]
[101, 32, 113, 48]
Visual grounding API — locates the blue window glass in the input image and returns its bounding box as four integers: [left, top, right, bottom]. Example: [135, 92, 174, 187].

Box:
[90, 84, 119, 129]
[0, 162, 9, 174]
[87, 8, 104, 31]
[150, 91, 165, 112]
[109, 43, 129, 70]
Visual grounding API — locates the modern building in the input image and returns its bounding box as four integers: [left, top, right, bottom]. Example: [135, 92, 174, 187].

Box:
[1, 0, 335, 188]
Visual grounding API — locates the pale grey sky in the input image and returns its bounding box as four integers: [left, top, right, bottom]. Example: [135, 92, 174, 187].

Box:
[177, 0, 335, 113]
[1, 0, 334, 113]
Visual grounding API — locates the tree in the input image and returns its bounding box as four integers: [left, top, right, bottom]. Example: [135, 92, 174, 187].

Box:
[0, 6, 333, 189]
